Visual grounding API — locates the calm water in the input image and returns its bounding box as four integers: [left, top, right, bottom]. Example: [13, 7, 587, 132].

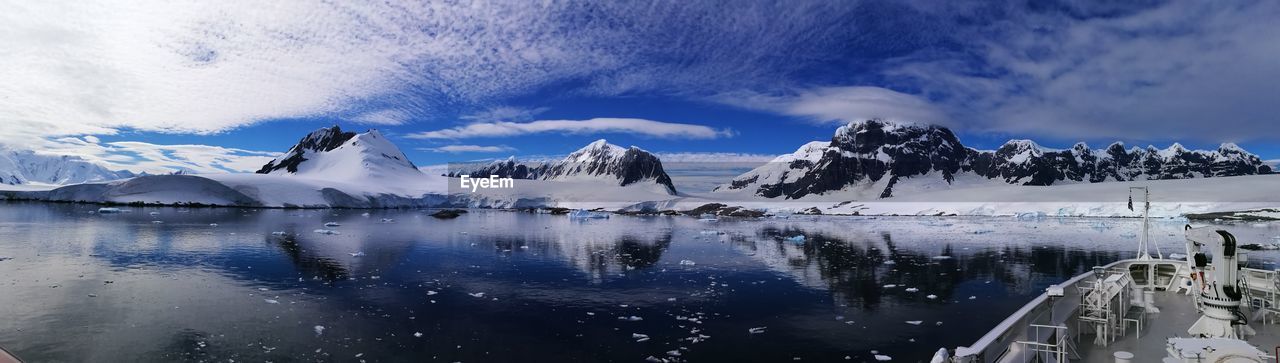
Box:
[1, 202, 1278, 362]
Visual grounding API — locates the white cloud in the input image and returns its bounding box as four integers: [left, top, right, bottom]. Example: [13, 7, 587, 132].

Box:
[406, 118, 735, 140]
[351, 109, 410, 125]
[653, 152, 780, 163]
[0, 1, 860, 148]
[717, 86, 948, 126]
[889, 1, 1280, 142]
[424, 145, 517, 153]
[38, 136, 278, 174]
[459, 106, 550, 123]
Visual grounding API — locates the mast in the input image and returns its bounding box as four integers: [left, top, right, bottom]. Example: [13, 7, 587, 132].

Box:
[1131, 186, 1159, 260]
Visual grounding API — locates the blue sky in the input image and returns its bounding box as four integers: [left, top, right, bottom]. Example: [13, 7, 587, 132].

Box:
[3, 1, 1279, 173]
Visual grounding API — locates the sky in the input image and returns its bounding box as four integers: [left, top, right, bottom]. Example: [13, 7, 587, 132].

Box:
[2, 0, 1279, 174]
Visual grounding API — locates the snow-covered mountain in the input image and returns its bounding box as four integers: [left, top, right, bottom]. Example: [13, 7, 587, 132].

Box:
[0, 148, 134, 185]
[717, 119, 1272, 199]
[449, 139, 677, 195]
[257, 126, 421, 181]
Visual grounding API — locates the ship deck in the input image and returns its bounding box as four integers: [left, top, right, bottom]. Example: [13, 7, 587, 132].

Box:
[1075, 289, 1280, 362]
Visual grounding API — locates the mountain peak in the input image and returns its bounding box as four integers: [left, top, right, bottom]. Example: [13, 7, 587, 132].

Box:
[451, 139, 677, 195]
[257, 126, 420, 180]
[720, 122, 1270, 199]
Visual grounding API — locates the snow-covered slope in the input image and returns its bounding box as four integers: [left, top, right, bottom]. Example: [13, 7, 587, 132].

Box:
[1, 129, 673, 209]
[0, 148, 134, 185]
[257, 126, 421, 181]
[646, 174, 1280, 218]
[717, 119, 1272, 199]
[450, 139, 677, 195]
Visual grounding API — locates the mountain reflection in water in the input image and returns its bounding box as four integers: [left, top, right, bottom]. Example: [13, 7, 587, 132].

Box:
[0, 202, 1277, 362]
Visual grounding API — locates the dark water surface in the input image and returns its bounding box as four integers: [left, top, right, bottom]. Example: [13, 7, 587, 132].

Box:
[1, 202, 1277, 362]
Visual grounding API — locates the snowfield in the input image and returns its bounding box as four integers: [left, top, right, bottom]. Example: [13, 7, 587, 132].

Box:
[2, 171, 1279, 218]
[1, 124, 1276, 217]
[640, 174, 1280, 218]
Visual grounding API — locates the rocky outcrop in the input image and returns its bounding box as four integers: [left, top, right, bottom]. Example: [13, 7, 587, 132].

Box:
[720, 119, 1271, 199]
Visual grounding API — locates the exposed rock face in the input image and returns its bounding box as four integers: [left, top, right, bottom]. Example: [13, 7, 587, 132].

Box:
[257, 126, 356, 174]
[256, 126, 421, 181]
[450, 139, 677, 195]
[720, 119, 1272, 199]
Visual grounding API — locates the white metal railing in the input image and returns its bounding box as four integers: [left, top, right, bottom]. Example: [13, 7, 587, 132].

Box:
[1013, 324, 1069, 363]
[949, 259, 1186, 363]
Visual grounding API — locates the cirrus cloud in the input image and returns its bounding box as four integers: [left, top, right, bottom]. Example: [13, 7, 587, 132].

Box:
[406, 118, 735, 140]
[424, 145, 517, 154]
[715, 86, 949, 126]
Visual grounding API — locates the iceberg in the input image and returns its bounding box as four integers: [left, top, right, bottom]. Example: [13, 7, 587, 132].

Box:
[568, 210, 610, 219]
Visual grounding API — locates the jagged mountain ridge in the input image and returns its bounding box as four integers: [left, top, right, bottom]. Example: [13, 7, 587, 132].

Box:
[449, 139, 677, 195]
[257, 126, 421, 180]
[0, 148, 135, 185]
[718, 119, 1272, 199]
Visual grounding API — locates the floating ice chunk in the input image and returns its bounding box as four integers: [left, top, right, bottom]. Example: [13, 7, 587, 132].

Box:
[874, 354, 892, 361]
[667, 350, 682, 357]
[468, 292, 486, 298]
[271, 231, 288, 236]
[1168, 253, 1187, 259]
[348, 251, 365, 257]
[905, 321, 922, 325]
[678, 260, 697, 266]
[264, 299, 280, 304]
[97, 207, 121, 214]
[968, 296, 976, 300]
[209, 223, 218, 227]
[931, 255, 952, 260]
[748, 327, 766, 334]
[380, 218, 395, 223]
[883, 260, 896, 265]
[361, 212, 370, 217]
[930, 348, 949, 363]
[1015, 211, 1046, 221]
[619, 316, 643, 322]
[313, 229, 340, 235]
[426, 290, 438, 296]
[413, 332, 423, 338]
[148, 211, 160, 216]
[568, 210, 610, 219]
[904, 288, 919, 292]
[324, 222, 341, 227]
[699, 230, 721, 235]
[645, 356, 664, 363]
[314, 325, 325, 336]
[784, 235, 806, 243]
[926, 294, 938, 299]
[632, 333, 650, 342]
[151, 220, 163, 224]
[883, 284, 897, 288]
